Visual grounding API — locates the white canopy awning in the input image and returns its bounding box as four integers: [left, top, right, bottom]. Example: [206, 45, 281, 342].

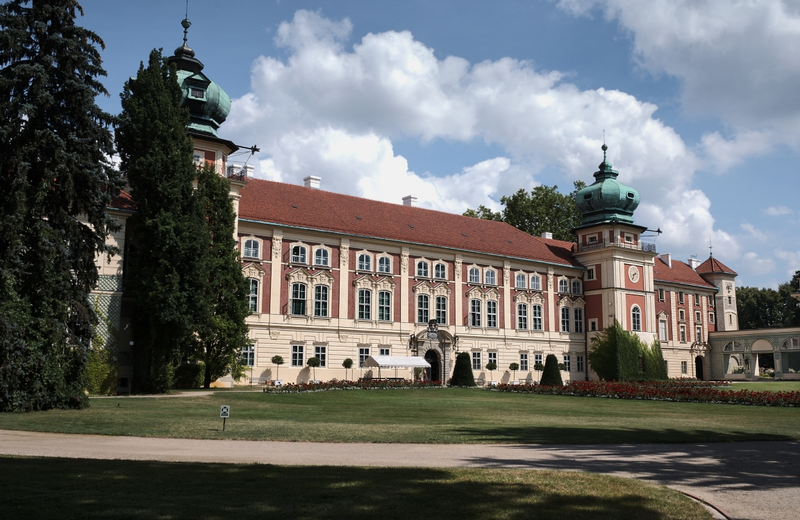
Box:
[363, 355, 431, 368]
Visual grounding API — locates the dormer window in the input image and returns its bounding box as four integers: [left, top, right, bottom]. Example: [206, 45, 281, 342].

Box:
[189, 87, 206, 100]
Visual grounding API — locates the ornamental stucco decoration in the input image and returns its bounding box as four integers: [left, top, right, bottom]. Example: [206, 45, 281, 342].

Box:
[340, 245, 350, 267]
[271, 236, 282, 259]
[401, 252, 409, 274]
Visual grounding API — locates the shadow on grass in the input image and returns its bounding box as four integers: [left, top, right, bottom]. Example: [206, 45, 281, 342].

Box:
[0, 457, 705, 520]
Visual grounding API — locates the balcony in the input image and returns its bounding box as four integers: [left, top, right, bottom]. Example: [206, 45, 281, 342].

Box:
[226, 163, 253, 182]
[578, 238, 657, 253]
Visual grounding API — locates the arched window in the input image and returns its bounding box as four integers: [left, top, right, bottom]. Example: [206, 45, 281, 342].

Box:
[291, 283, 306, 315]
[574, 308, 583, 333]
[532, 304, 543, 330]
[417, 260, 429, 277]
[485, 270, 496, 285]
[435, 296, 447, 324]
[781, 338, 799, 349]
[314, 285, 328, 317]
[378, 291, 391, 321]
[515, 274, 526, 289]
[530, 275, 541, 291]
[378, 256, 391, 273]
[469, 268, 480, 283]
[517, 303, 528, 330]
[561, 306, 570, 332]
[631, 305, 641, 331]
[486, 300, 498, 328]
[291, 245, 307, 264]
[358, 254, 371, 271]
[314, 249, 329, 267]
[244, 239, 259, 259]
[434, 263, 446, 279]
[358, 289, 371, 320]
[417, 294, 429, 323]
[247, 279, 258, 313]
[470, 299, 481, 327]
[572, 280, 581, 294]
[558, 279, 569, 293]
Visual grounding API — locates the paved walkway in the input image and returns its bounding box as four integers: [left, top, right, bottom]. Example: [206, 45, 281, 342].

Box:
[1, 429, 797, 520]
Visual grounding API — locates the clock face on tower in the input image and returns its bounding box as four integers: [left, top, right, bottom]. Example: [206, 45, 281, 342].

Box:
[628, 265, 640, 283]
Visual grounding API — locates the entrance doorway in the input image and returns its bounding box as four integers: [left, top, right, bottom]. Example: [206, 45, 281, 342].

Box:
[694, 356, 704, 381]
[424, 350, 440, 383]
[756, 353, 775, 379]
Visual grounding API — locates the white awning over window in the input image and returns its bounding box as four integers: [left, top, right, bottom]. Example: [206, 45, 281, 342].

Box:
[362, 356, 431, 368]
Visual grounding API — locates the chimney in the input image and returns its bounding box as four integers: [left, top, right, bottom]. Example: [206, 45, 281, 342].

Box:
[303, 175, 321, 189]
[541, 232, 553, 240]
[402, 195, 417, 207]
[244, 164, 254, 177]
[659, 253, 672, 269]
[688, 257, 700, 270]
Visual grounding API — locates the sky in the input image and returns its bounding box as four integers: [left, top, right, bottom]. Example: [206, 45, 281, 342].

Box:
[76, 0, 799, 290]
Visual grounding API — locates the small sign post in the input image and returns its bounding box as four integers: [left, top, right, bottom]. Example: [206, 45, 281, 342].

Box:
[220, 405, 230, 431]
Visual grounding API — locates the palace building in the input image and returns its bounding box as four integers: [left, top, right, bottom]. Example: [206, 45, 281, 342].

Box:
[100, 21, 800, 391]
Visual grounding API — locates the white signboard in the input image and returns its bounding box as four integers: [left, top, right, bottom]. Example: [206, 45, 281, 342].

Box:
[220, 405, 230, 418]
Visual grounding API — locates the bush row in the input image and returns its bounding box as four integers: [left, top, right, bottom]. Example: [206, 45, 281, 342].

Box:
[263, 379, 442, 394]
[491, 380, 799, 407]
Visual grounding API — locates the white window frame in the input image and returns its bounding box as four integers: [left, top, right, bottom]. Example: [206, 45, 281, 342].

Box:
[291, 245, 307, 264]
[680, 325, 686, 343]
[291, 344, 304, 367]
[571, 280, 581, 294]
[314, 285, 329, 317]
[359, 347, 370, 367]
[242, 345, 254, 366]
[358, 253, 372, 272]
[563, 355, 571, 372]
[561, 306, 570, 332]
[574, 308, 583, 333]
[314, 345, 327, 367]
[696, 326, 702, 343]
[416, 260, 430, 278]
[530, 275, 541, 291]
[659, 320, 667, 341]
[378, 290, 391, 322]
[488, 352, 497, 366]
[519, 353, 529, 371]
[517, 303, 528, 330]
[558, 278, 569, 293]
[658, 288, 665, 301]
[379, 347, 390, 356]
[485, 269, 497, 286]
[486, 300, 498, 328]
[515, 273, 526, 289]
[314, 248, 330, 267]
[243, 238, 260, 259]
[291, 283, 306, 316]
[534, 353, 543, 367]
[470, 299, 481, 327]
[434, 262, 446, 280]
[472, 352, 481, 370]
[417, 294, 430, 324]
[586, 268, 595, 281]
[358, 289, 372, 320]
[532, 304, 543, 331]
[469, 267, 481, 284]
[709, 312, 715, 324]
[377, 256, 391, 273]
[681, 360, 687, 374]
[576, 355, 584, 372]
[435, 295, 447, 325]
[247, 278, 259, 313]
[631, 305, 642, 332]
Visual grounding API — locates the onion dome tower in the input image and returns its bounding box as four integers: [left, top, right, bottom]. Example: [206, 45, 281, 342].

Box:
[575, 144, 640, 227]
[167, 17, 231, 138]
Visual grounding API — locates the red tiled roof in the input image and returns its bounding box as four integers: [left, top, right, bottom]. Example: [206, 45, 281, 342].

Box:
[108, 190, 136, 211]
[238, 178, 581, 267]
[696, 256, 737, 275]
[653, 256, 716, 288]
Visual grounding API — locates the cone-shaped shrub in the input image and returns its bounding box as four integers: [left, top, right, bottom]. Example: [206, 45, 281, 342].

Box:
[450, 352, 476, 386]
[540, 354, 563, 386]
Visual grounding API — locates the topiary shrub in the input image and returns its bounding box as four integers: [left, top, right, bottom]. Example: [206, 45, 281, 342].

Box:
[173, 363, 204, 389]
[589, 321, 668, 381]
[450, 352, 476, 386]
[540, 354, 563, 386]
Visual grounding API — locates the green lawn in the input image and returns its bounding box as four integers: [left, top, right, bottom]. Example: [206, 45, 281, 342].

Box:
[0, 456, 711, 520]
[731, 381, 800, 392]
[1, 388, 797, 444]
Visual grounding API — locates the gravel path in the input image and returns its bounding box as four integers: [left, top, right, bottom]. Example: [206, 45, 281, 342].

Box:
[1, 429, 797, 520]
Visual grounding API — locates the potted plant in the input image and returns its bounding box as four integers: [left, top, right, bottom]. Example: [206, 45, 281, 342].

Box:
[307, 356, 321, 382]
[342, 358, 353, 380]
[485, 361, 497, 385]
[271, 355, 284, 384]
[509, 362, 519, 383]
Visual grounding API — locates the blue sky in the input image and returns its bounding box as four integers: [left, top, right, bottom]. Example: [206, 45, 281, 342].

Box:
[78, 0, 799, 290]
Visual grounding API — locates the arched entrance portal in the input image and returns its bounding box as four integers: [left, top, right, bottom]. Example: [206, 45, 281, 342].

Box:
[695, 356, 704, 381]
[424, 350, 441, 382]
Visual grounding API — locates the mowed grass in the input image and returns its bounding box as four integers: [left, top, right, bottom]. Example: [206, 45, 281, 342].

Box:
[0, 456, 711, 520]
[0, 388, 798, 444]
[731, 381, 800, 392]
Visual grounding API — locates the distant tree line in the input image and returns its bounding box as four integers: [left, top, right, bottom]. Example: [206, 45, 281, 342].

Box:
[736, 271, 800, 330]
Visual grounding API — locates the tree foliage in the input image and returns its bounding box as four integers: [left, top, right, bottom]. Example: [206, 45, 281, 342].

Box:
[450, 352, 476, 386]
[464, 181, 586, 242]
[0, 0, 122, 411]
[588, 321, 668, 381]
[540, 354, 563, 386]
[737, 271, 800, 329]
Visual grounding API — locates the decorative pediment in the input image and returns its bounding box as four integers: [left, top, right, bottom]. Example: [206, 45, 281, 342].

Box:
[412, 280, 451, 297]
[514, 292, 544, 305]
[657, 310, 669, 319]
[287, 267, 334, 286]
[466, 286, 500, 300]
[557, 295, 585, 307]
[242, 262, 265, 279]
[353, 274, 396, 291]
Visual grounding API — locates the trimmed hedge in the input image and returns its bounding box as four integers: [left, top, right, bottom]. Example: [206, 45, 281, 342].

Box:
[540, 354, 563, 386]
[450, 352, 476, 386]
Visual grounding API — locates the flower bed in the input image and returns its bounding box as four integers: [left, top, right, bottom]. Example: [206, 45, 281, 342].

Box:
[491, 380, 800, 407]
[263, 379, 442, 394]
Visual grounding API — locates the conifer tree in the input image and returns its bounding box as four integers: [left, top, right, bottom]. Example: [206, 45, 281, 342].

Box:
[450, 352, 476, 386]
[0, 0, 122, 411]
[116, 49, 208, 393]
[540, 354, 563, 386]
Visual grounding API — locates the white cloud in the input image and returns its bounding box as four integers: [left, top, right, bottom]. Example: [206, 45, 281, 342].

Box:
[764, 206, 794, 216]
[556, 0, 800, 149]
[699, 130, 773, 173]
[739, 222, 768, 242]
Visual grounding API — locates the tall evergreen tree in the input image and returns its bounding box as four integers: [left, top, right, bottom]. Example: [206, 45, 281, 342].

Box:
[194, 163, 250, 388]
[0, 0, 122, 411]
[116, 49, 208, 393]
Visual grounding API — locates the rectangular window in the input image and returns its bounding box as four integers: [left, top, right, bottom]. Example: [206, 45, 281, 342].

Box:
[678, 291, 684, 304]
[359, 347, 370, 367]
[696, 326, 702, 343]
[709, 313, 715, 324]
[488, 352, 497, 367]
[516, 273, 526, 288]
[517, 303, 528, 330]
[434, 263, 446, 279]
[291, 344, 304, 367]
[241, 345, 254, 366]
[358, 289, 371, 320]
[561, 306, 570, 332]
[589, 319, 597, 332]
[248, 279, 259, 313]
[679, 309, 685, 321]
[532, 305, 543, 331]
[315, 345, 327, 367]
[586, 268, 595, 280]
[563, 355, 571, 372]
[417, 294, 429, 323]
[378, 291, 391, 321]
[379, 347, 390, 356]
[520, 353, 529, 371]
[680, 325, 686, 343]
[694, 293, 700, 305]
[470, 299, 481, 327]
[435, 296, 447, 325]
[530, 275, 541, 291]
[487, 300, 498, 328]
[681, 360, 687, 374]
[534, 353, 543, 367]
[291, 283, 306, 315]
[658, 289, 665, 301]
[472, 352, 481, 370]
[576, 355, 584, 372]
[695, 310, 701, 323]
[574, 308, 583, 333]
[728, 296, 732, 306]
[314, 285, 328, 317]
[659, 320, 667, 341]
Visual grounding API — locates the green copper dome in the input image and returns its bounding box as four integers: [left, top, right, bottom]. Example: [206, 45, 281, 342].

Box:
[167, 18, 231, 138]
[575, 144, 640, 226]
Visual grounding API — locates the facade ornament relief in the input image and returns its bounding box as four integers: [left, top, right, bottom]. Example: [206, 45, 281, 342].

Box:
[340, 245, 350, 268]
[242, 262, 265, 280]
[454, 259, 462, 280]
[503, 266, 510, 286]
[271, 236, 282, 259]
[400, 252, 409, 274]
